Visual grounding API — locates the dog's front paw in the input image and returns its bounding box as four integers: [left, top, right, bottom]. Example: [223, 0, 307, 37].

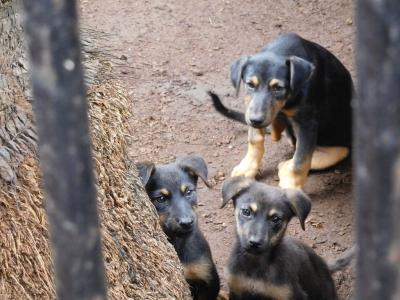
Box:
[278, 159, 306, 189]
[231, 157, 259, 178]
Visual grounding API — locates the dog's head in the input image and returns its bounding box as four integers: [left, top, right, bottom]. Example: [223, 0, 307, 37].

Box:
[230, 53, 314, 128]
[221, 177, 311, 255]
[137, 155, 211, 238]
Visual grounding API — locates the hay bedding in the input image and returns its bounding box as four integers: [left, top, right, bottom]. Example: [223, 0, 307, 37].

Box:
[0, 80, 191, 299]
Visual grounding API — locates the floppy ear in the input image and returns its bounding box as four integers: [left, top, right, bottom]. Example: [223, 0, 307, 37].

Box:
[230, 56, 249, 97]
[286, 56, 315, 95]
[176, 155, 211, 188]
[284, 189, 312, 230]
[136, 161, 155, 187]
[221, 176, 253, 208]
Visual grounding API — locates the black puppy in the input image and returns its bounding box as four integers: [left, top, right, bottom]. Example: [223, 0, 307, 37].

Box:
[209, 33, 353, 189]
[137, 155, 220, 300]
[221, 176, 337, 300]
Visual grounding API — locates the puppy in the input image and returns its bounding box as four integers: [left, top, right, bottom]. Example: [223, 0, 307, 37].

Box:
[221, 176, 337, 300]
[209, 32, 353, 189]
[137, 155, 220, 300]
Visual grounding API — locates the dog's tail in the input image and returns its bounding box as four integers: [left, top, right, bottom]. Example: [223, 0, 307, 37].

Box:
[207, 91, 247, 125]
[327, 245, 357, 273]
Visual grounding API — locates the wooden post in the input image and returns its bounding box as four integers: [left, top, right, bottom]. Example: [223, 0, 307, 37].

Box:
[356, 0, 400, 299]
[22, 0, 107, 299]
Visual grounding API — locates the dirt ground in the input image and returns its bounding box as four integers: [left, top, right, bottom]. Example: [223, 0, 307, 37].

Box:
[80, 0, 355, 298]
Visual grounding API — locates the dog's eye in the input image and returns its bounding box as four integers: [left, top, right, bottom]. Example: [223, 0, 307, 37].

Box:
[241, 208, 251, 217]
[271, 215, 281, 224]
[154, 196, 166, 204]
[246, 81, 256, 89]
[185, 189, 195, 197]
[271, 85, 285, 92]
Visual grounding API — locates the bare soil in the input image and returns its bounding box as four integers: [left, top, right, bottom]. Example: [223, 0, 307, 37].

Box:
[80, 1, 355, 298]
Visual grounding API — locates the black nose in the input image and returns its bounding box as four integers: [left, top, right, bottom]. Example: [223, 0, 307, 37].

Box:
[178, 218, 194, 229]
[249, 239, 262, 249]
[249, 117, 264, 127]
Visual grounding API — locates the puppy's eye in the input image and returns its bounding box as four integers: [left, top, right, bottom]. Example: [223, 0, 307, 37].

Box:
[155, 196, 166, 204]
[271, 215, 281, 224]
[185, 189, 195, 197]
[246, 81, 256, 89]
[271, 85, 285, 92]
[241, 208, 251, 217]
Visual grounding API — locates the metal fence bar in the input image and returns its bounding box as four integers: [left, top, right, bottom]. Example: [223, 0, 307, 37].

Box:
[22, 0, 107, 299]
[356, 0, 400, 299]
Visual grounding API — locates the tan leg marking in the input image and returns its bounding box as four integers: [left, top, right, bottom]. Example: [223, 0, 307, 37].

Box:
[311, 146, 349, 170]
[183, 258, 212, 283]
[227, 273, 292, 300]
[271, 118, 286, 141]
[278, 156, 311, 189]
[231, 128, 265, 178]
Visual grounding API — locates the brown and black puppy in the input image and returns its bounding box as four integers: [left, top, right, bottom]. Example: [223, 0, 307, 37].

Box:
[221, 176, 337, 300]
[209, 32, 353, 189]
[137, 155, 220, 300]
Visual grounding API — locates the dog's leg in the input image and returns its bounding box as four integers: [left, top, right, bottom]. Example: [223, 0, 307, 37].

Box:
[310, 146, 349, 170]
[278, 122, 316, 189]
[232, 127, 265, 178]
[271, 118, 286, 142]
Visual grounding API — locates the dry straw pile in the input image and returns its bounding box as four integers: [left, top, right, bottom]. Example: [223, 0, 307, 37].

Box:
[0, 80, 191, 299]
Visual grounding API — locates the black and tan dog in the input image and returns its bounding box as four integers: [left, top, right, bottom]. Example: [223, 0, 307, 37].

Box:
[209, 33, 353, 189]
[221, 176, 338, 300]
[137, 155, 220, 300]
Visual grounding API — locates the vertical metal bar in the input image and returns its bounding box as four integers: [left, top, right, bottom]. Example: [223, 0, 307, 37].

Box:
[22, 0, 107, 299]
[356, 0, 400, 299]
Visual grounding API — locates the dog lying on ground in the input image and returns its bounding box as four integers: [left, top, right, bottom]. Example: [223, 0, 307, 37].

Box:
[221, 176, 354, 300]
[209, 32, 353, 189]
[137, 155, 221, 300]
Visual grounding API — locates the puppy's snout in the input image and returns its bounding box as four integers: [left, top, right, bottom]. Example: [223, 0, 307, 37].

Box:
[177, 217, 194, 230]
[248, 237, 262, 249]
[249, 116, 265, 128]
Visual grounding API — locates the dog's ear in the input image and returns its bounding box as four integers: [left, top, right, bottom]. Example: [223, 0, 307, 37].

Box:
[136, 161, 155, 187]
[221, 176, 253, 208]
[284, 189, 312, 230]
[230, 56, 249, 97]
[286, 56, 315, 95]
[176, 155, 211, 188]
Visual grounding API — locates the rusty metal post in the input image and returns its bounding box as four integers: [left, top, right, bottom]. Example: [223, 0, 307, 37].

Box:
[356, 0, 400, 299]
[22, 0, 107, 299]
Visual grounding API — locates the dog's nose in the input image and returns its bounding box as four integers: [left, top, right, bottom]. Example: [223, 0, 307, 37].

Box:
[249, 117, 264, 127]
[178, 218, 194, 229]
[249, 239, 262, 249]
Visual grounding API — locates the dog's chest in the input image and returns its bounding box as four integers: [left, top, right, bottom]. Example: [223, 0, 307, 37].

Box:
[227, 271, 292, 300]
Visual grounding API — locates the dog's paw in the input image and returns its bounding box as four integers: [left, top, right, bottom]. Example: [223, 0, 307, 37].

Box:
[278, 159, 305, 189]
[231, 158, 259, 178]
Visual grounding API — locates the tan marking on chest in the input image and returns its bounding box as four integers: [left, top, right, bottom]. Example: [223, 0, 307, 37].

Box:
[184, 259, 212, 283]
[227, 273, 292, 300]
[281, 108, 298, 118]
[271, 119, 286, 142]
